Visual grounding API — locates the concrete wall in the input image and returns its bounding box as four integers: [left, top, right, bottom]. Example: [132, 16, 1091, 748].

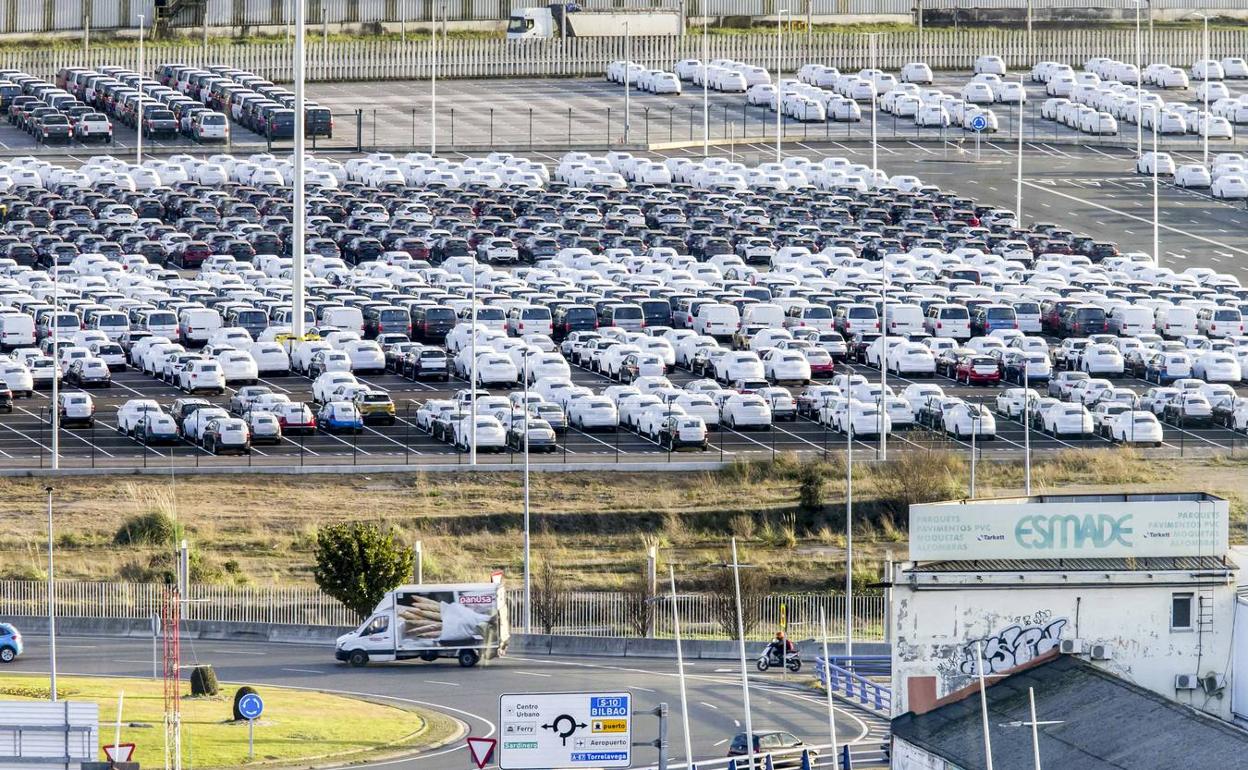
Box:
[4, 615, 888, 660]
[889, 564, 1239, 721]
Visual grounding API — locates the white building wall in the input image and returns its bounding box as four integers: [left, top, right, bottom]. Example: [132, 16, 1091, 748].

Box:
[891, 567, 1238, 721]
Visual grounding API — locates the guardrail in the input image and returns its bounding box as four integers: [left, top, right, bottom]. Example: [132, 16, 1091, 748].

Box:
[0, 579, 886, 642]
[823, 654, 891, 678]
[816, 656, 893, 714]
[631, 742, 890, 769]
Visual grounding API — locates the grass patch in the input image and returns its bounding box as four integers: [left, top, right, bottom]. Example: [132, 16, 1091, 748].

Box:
[0, 673, 457, 768]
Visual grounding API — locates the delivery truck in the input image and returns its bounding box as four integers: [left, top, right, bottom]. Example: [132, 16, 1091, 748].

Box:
[507, 3, 682, 40]
[335, 581, 509, 668]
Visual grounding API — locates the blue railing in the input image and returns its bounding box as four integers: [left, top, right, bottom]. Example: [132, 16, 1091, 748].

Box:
[823, 654, 891, 678]
[815, 656, 893, 714]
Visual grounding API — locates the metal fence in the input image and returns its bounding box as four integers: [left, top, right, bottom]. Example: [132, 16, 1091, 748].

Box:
[0, 27, 1245, 81]
[0, 579, 885, 640]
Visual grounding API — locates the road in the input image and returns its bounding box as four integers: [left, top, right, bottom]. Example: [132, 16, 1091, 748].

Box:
[10, 635, 888, 769]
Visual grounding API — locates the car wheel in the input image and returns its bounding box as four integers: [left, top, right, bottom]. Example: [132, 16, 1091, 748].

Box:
[0, 647, 14, 663]
[458, 649, 480, 667]
[347, 649, 369, 667]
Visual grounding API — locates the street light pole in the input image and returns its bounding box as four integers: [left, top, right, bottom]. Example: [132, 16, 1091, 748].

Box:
[136, 14, 144, 168]
[870, 33, 879, 181]
[1015, 74, 1024, 223]
[879, 270, 888, 461]
[845, 410, 854, 656]
[523, 355, 531, 633]
[1152, 108, 1160, 264]
[1202, 13, 1210, 167]
[470, 267, 477, 465]
[775, 9, 788, 163]
[729, 539, 756, 770]
[46, 486, 56, 702]
[431, 2, 439, 154]
[1134, 0, 1143, 157]
[50, 271, 58, 470]
[292, 0, 306, 340]
[701, 13, 708, 156]
[1023, 365, 1031, 495]
[624, 22, 631, 144]
[669, 566, 694, 770]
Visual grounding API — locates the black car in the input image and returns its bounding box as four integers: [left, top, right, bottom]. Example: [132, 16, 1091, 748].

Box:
[404, 347, 449, 381]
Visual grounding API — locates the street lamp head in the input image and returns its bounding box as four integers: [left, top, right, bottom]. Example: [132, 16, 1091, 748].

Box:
[44, 486, 53, 494]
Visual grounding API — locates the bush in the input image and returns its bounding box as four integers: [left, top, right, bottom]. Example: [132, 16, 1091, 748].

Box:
[871, 451, 966, 516]
[313, 522, 413, 620]
[706, 548, 770, 639]
[190, 665, 218, 697]
[531, 557, 566, 635]
[232, 686, 258, 721]
[113, 511, 177, 546]
[797, 461, 825, 513]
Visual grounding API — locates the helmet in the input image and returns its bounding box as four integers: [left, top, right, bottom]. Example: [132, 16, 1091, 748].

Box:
[775, 631, 785, 640]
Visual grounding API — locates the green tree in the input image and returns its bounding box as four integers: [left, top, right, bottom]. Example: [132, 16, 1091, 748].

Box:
[313, 522, 413, 620]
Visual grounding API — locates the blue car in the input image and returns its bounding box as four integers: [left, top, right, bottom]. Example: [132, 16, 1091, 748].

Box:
[0, 623, 23, 662]
[318, 402, 364, 434]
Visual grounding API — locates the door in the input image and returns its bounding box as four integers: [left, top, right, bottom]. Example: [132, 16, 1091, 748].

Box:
[357, 614, 394, 655]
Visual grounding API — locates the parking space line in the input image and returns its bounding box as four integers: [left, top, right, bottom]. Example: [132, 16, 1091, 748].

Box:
[16, 407, 115, 457]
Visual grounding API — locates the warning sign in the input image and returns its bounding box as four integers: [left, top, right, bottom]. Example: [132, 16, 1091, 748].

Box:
[592, 719, 627, 733]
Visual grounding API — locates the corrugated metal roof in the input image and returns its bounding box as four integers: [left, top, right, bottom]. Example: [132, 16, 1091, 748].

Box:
[911, 556, 1234, 572]
[893, 656, 1248, 770]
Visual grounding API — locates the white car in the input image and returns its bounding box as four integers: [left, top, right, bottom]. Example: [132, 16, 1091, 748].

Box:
[1108, 410, 1164, 446]
[249, 341, 291, 375]
[178, 360, 225, 395]
[453, 415, 507, 453]
[1080, 344, 1125, 376]
[1212, 174, 1248, 199]
[1042, 402, 1094, 438]
[474, 352, 520, 387]
[943, 402, 996, 440]
[568, 396, 619, 431]
[1080, 111, 1118, 135]
[1192, 352, 1242, 383]
[214, 349, 259, 385]
[116, 398, 164, 435]
[974, 55, 1007, 76]
[312, 371, 358, 404]
[996, 387, 1041, 420]
[900, 62, 933, 84]
[763, 350, 811, 384]
[887, 342, 937, 376]
[1174, 164, 1212, 188]
[720, 393, 772, 430]
[1135, 152, 1175, 175]
[961, 82, 995, 104]
[341, 340, 386, 374]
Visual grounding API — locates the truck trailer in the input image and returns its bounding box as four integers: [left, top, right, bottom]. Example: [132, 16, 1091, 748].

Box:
[334, 581, 509, 668]
[508, 3, 682, 40]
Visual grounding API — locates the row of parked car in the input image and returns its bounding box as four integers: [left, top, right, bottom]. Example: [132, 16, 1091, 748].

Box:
[0, 140, 1245, 455]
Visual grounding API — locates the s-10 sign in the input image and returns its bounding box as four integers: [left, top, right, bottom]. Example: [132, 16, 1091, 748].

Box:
[909, 498, 1228, 561]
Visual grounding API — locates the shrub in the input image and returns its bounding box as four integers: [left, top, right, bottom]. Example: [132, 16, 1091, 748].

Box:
[313, 522, 413, 620]
[232, 686, 258, 721]
[189, 665, 218, 697]
[706, 548, 770, 638]
[871, 451, 966, 516]
[796, 461, 825, 513]
[113, 511, 177, 546]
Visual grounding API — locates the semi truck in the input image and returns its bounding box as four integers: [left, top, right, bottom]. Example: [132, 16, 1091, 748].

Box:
[507, 3, 682, 40]
[334, 581, 509, 668]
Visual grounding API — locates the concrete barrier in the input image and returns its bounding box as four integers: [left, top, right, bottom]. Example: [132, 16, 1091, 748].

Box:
[1, 617, 888, 660]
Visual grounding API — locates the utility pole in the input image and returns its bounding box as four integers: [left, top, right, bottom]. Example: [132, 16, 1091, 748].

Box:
[292, 0, 307, 339]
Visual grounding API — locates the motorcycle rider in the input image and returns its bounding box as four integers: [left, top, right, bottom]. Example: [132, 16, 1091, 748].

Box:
[766, 631, 796, 663]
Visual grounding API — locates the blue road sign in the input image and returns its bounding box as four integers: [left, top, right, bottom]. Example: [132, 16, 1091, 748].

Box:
[238, 693, 264, 720]
[970, 114, 989, 132]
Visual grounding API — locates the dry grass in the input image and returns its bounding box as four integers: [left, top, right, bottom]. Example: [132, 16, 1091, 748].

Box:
[5, 452, 1240, 592]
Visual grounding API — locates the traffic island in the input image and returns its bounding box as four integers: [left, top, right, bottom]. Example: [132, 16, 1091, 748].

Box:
[0, 673, 463, 768]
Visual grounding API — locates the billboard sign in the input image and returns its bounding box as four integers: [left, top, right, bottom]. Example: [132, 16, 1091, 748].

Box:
[909, 497, 1228, 561]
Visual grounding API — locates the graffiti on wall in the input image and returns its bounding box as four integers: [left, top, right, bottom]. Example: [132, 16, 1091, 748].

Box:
[954, 610, 1069, 677]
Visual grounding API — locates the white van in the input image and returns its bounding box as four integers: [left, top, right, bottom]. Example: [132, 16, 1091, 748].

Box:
[695, 303, 741, 339]
[139, 309, 179, 339]
[177, 308, 224, 347]
[1154, 305, 1197, 339]
[320, 306, 365, 333]
[885, 304, 925, 336]
[924, 304, 972, 340]
[1107, 305, 1154, 337]
[741, 303, 785, 330]
[0, 312, 35, 349]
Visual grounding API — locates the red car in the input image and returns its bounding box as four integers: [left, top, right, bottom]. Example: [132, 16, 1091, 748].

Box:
[954, 355, 1002, 386]
[806, 348, 836, 377]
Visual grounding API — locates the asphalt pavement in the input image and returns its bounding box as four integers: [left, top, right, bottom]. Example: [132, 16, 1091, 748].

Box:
[11, 634, 888, 769]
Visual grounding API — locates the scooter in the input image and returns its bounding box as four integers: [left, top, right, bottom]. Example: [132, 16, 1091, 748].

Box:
[756, 645, 802, 672]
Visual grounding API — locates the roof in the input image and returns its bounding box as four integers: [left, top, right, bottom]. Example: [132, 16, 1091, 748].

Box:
[910, 556, 1235, 572]
[892, 655, 1248, 770]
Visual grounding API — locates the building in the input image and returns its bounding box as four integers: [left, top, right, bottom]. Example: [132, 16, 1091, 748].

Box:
[891, 652, 1248, 770]
[890, 492, 1241, 722]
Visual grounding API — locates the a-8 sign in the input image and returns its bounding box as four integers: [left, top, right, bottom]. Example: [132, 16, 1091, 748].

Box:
[498, 691, 632, 769]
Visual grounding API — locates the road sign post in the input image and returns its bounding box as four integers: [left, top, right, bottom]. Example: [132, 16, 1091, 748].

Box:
[970, 113, 988, 161]
[467, 737, 497, 769]
[237, 692, 264, 760]
[499, 692, 631, 769]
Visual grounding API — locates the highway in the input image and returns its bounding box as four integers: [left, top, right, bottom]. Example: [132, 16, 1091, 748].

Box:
[10, 635, 888, 769]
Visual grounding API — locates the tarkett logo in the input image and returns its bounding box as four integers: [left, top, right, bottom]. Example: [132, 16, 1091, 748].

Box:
[1015, 514, 1134, 550]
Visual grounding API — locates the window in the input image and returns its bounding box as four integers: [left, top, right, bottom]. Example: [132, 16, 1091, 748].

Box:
[1171, 593, 1194, 630]
[361, 616, 388, 636]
